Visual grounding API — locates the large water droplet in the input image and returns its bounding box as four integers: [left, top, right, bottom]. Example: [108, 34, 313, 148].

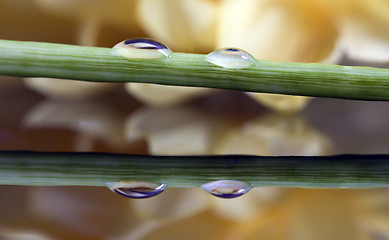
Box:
[205, 48, 257, 69]
[201, 180, 252, 199]
[107, 181, 166, 199]
[113, 38, 172, 59]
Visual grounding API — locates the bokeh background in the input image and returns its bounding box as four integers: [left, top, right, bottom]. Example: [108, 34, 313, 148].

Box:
[1, 0, 389, 239]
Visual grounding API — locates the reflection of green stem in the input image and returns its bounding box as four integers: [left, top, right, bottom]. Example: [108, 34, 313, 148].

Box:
[1, 39, 389, 100]
[1, 151, 389, 188]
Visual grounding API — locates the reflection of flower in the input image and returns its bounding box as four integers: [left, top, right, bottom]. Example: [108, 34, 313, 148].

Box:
[1, 186, 389, 240]
[213, 113, 332, 156]
[125, 104, 332, 156]
[23, 100, 128, 151]
[113, 189, 389, 240]
[125, 106, 234, 155]
[122, 104, 332, 228]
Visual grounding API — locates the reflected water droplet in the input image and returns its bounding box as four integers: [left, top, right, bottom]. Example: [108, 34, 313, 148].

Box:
[113, 38, 172, 59]
[201, 180, 252, 199]
[107, 181, 166, 199]
[205, 48, 257, 69]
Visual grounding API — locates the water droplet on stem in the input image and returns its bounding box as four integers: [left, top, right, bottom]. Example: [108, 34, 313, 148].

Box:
[205, 48, 257, 69]
[113, 38, 172, 59]
[107, 181, 166, 199]
[201, 180, 252, 199]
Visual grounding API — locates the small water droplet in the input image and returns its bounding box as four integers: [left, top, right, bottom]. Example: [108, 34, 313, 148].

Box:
[201, 180, 252, 199]
[107, 181, 166, 199]
[113, 38, 172, 59]
[205, 48, 257, 69]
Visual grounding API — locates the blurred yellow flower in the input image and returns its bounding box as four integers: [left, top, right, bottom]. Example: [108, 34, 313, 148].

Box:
[6, 0, 389, 111]
[20, 0, 140, 100]
[135, 0, 389, 112]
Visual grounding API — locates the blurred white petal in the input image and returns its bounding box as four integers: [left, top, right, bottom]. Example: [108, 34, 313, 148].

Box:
[0, 230, 53, 240]
[137, 0, 217, 52]
[214, 112, 331, 156]
[24, 78, 118, 100]
[246, 93, 311, 113]
[126, 83, 213, 107]
[340, 17, 389, 62]
[218, 0, 338, 112]
[241, 113, 332, 156]
[218, 0, 338, 62]
[125, 107, 230, 155]
[23, 100, 126, 149]
[212, 129, 270, 155]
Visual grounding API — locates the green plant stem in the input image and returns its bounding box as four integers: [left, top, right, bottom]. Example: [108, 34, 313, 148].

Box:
[1, 39, 389, 100]
[1, 151, 389, 188]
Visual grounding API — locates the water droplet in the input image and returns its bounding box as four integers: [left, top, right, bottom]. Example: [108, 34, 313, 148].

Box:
[113, 38, 172, 59]
[201, 180, 252, 199]
[205, 48, 257, 69]
[107, 181, 166, 199]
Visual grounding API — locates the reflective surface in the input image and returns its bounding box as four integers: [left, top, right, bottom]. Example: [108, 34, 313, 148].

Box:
[2, 76, 389, 239]
[2, 1, 389, 239]
[4, 76, 389, 155]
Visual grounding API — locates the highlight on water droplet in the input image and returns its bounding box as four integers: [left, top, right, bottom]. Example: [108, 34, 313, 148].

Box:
[205, 48, 257, 69]
[201, 180, 253, 199]
[107, 181, 166, 199]
[113, 38, 172, 59]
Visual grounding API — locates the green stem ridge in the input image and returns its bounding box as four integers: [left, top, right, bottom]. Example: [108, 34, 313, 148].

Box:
[1, 151, 389, 188]
[1, 39, 389, 100]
